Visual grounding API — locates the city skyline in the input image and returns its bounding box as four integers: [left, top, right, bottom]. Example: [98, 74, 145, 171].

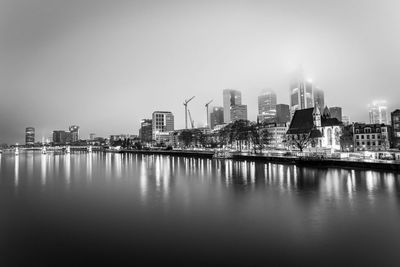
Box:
[1, 0, 400, 144]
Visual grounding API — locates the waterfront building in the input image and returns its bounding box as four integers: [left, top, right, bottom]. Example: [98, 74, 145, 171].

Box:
[223, 89, 242, 123]
[139, 119, 153, 143]
[286, 106, 342, 152]
[230, 105, 248, 122]
[210, 107, 224, 129]
[89, 133, 96, 140]
[369, 100, 389, 124]
[329, 107, 342, 122]
[263, 122, 289, 148]
[289, 67, 314, 117]
[69, 125, 80, 143]
[353, 123, 390, 151]
[313, 87, 324, 110]
[258, 89, 277, 121]
[391, 109, 400, 149]
[25, 127, 35, 146]
[152, 111, 174, 140]
[53, 130, 67, 145]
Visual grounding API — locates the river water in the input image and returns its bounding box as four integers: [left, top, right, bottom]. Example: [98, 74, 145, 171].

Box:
[1, 152, 400, 266]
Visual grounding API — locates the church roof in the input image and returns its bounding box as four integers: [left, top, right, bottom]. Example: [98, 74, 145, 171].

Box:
[287, 108, 314, 134]
[322, 117, 342, 127]
[287, 107, 341, 135]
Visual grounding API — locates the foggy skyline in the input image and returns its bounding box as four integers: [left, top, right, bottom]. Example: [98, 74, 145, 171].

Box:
[1, 0, 400, 144]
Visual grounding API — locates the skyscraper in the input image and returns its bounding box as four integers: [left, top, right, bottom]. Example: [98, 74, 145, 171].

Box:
[289, 67, 314, 116]
[152, 111, 174, 139]
[230, 105, 248, 122]
[329, 107, 342, 122]
[313, 87, 325, 109]
[139, 119, 153, 143]
[69, 125, 80, 143]
[53, 130, 67, 145]
[210, 106, 224, 129]
[258, 89, 277, 115]
[223, 89, 242, 123]
[25, 127, 35, 146]
[369, 100, 388, 124]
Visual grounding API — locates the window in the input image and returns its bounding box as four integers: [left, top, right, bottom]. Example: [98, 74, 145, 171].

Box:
[355, 129, 360, 134]
[367, 142, 370, 146]
[361, 135, 364, 139]
[356, 135, 359, 139]
[362, 142, 365, 145]
[372, 142, 376, 146]
[367, 135, 370, 139]
[372, 134, 375, 139]
[327, 128, 332, 146]
[357, 142, 360, 146]
[382, 128, 386, 132]
[377, 134, 381, 139]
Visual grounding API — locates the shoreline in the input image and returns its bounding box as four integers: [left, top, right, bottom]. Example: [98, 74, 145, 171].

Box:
[119, 149, 400, 172]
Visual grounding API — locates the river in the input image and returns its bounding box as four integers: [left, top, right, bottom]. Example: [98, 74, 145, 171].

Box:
[1, 151, 399, 266]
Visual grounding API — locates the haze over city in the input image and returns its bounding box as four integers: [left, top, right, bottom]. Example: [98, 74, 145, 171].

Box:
[1, 0, 400, 144]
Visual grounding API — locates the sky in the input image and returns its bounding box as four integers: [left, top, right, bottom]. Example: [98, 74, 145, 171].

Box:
[1, 0, 400, 144]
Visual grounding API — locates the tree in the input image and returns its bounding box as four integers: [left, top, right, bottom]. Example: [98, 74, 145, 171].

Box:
[179, 130, 193, 148]
[287, 132, 316, 152]
[340, 125, 353, 151]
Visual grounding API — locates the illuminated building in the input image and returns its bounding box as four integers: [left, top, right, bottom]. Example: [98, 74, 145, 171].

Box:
[369, 100, 388, 124]
[223, 89, 242, 123]
[25, 127, 35, 146]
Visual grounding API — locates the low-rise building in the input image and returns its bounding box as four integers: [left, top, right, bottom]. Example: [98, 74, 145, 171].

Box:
[353, 123, 390, 151]
[391, 109, 400, 149]
[263, 122, 288, 148]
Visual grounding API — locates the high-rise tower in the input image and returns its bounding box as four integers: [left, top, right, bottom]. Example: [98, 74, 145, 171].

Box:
[369, 100, 388, 124]
[25, 127, 35, 146]
[289, 66, 314, 116]
[223, 89, 242, 123]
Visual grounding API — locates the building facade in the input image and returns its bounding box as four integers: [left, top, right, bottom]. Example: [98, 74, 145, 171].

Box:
[276, 104, 290, 123]
[223, 89, 242, 123]
[353, 123, 390, 151]
[342, 115, 351, 126]
[210, 106, 224, 129]
[139, 119, 153, 143]
[289, 67, 314, 116]
[258, 89, 277, 121]
[152, 111, 174, 140]
[391, 109, 400, 149]
[263, 122, 289, 149]
[53, 130, 67, 145]
[25, 127, 35, 146]
[69, 125, 80, 143]
[230, 105, 248, 122]
[369, 100, 389, 124]
[313, 87, 324, 110]
[329, 107, 342, 122]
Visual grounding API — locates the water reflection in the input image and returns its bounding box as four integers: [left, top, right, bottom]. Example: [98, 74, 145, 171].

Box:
[1, 152, 400, 205]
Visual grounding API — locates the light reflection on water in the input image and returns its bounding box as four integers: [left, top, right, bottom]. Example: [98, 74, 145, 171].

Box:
[1, 152, 400, 266]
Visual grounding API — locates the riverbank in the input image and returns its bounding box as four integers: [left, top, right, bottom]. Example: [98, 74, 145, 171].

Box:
[119, 149, 400, 172]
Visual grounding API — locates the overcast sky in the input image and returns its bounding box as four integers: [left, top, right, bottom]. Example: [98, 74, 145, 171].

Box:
[1, 0, 399, 144]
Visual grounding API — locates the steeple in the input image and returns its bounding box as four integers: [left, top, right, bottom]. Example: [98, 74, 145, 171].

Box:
[313, 105, 321, 127]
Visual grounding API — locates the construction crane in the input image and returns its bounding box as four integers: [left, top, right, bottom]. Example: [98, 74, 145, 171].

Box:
[188, 109, 195, 129]
[183, 96, 195, 129]
[205, 99, 213, 128]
